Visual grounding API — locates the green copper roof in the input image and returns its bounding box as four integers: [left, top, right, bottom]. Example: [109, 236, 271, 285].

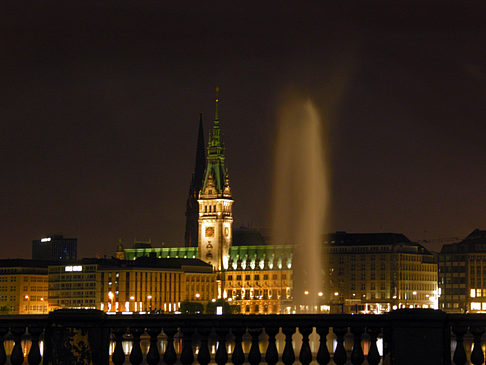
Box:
[124, 247, 198, 261]
[124, 244, 294, 270]
[202, 90, 227, 194]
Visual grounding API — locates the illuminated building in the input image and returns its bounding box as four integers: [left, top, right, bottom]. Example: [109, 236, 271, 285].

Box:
[32, 234, 77, 261]
[439, 229, 486, 313]
[327, 232, 438, 313]
[197, 91, 233, 272]
[48, 257, 216, 312]
[0, 259, 49, 314]
[118, 94, 440, 315]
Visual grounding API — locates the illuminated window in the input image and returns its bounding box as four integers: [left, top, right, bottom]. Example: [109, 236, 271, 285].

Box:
[471, 302, 481, 311]
[478, 289, 482, 297]
[471, 289, 476, 298]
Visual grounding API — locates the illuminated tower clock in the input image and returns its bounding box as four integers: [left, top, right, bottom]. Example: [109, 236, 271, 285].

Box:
[198, 89, 233, 271]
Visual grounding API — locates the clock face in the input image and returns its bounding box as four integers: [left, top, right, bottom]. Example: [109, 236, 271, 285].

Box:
[224, 227, 229, 237]
[205, 226, 214, 237]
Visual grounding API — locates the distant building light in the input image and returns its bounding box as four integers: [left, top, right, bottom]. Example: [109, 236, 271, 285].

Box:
[216, 306, 223, 315]
[65, 265, 82, 272]
[41, 238, 51, 242]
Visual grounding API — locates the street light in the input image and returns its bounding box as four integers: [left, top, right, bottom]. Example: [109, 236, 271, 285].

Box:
[147, 295, 153, 311]
[24, 295, 30, 314]
[108, 291, 114, 312]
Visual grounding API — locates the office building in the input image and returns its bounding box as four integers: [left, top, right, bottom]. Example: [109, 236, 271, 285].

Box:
[32, 234, 77, 261]
[439, 229, 486, 313]
[0, 259, 50, 314]
[48, 257, 216, 312]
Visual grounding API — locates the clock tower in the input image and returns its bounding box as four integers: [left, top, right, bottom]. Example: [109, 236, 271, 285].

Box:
[198, 90, 233, 271]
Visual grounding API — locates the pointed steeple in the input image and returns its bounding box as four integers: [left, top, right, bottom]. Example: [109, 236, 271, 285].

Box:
[202, 88, 227, 195]
[185, 114, 206, 247]
[215, 86, 220, 123]
[194, 112, 206, 194]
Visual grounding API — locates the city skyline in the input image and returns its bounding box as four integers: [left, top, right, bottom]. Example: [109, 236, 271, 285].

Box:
[2, 3, 486, 258]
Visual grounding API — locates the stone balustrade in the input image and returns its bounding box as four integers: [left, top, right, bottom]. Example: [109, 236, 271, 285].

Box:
[0, 309, 485, 364]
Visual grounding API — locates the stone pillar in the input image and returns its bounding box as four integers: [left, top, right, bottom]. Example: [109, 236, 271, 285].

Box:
[43, 309, 109, 365]
[389, 309, 449, 365]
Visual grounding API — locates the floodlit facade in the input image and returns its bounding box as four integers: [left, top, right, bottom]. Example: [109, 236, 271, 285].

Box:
[118, 95, 442, 315]
[327, 232, 438, 313]
[0, 260, 50, 314]
[48, 258, 216, 312]
[439, 229, 486, 313]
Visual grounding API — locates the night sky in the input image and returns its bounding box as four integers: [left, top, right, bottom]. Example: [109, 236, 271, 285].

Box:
[2, 3, 486, 258]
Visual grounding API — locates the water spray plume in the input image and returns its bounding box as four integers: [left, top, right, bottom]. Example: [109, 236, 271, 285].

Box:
[272, 97, 329, 313]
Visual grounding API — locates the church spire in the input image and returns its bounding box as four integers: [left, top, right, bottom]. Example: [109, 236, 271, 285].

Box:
[215, 86, 220, 123]
[198, 89, 233, 271]
[184, 113, 206, 247]
[202, 87, 227, 195]
[194, 112, 206, 193]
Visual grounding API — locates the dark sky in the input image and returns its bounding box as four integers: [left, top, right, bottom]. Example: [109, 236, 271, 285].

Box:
[1, 2, 486, 257]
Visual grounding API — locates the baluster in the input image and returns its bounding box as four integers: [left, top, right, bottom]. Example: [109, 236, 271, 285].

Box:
[282, 326, 296, 365]
[146, 327, 161, 365]
[350, 326, 364, 365]
[163, 326, 178, 365]
[197, 326, 211, 365]
[111, 328, 126, 365]
[231, 326, 246, 365]
[366, 327, 381, 365]
[10, 327, 25, 365]
[452, 325, 467, 365]
[129, 328, 144, 365]
[264, 327, 279, 365]
[214, 327, 229, 365]
[382, 325, 392, 363]
[0, 327, 7, 365]
[248, 327, 262, 365]
[180, 327, 195, 365]
[27, 326, 43, 365]
[332, 327, 347, 365]
[316, 327, 331, 365]
[470, 326, 485, 365]
[299, 326, 313, 365]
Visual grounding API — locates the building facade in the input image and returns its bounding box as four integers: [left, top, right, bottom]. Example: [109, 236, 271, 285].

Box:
[327, 232, 438, 313]
[118, 95, 442, 315]
[0, 259, 50, 314]
[439, 229, 486, 313]
[48, 257, 216, 313]
[198, 96, 233, 271]
[32, 234, 77, 261]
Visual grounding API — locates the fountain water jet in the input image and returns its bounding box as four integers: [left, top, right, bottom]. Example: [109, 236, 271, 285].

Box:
[272, 98, 329, 313]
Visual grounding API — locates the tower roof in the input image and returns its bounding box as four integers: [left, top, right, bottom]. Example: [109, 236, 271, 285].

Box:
[202, 88, 230, 196]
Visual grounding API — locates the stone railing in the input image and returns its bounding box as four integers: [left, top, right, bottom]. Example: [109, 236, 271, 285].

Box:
[0, 309, 485, 364]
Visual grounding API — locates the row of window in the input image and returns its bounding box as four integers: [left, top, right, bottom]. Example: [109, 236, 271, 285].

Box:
[227, 273, 288, 281]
